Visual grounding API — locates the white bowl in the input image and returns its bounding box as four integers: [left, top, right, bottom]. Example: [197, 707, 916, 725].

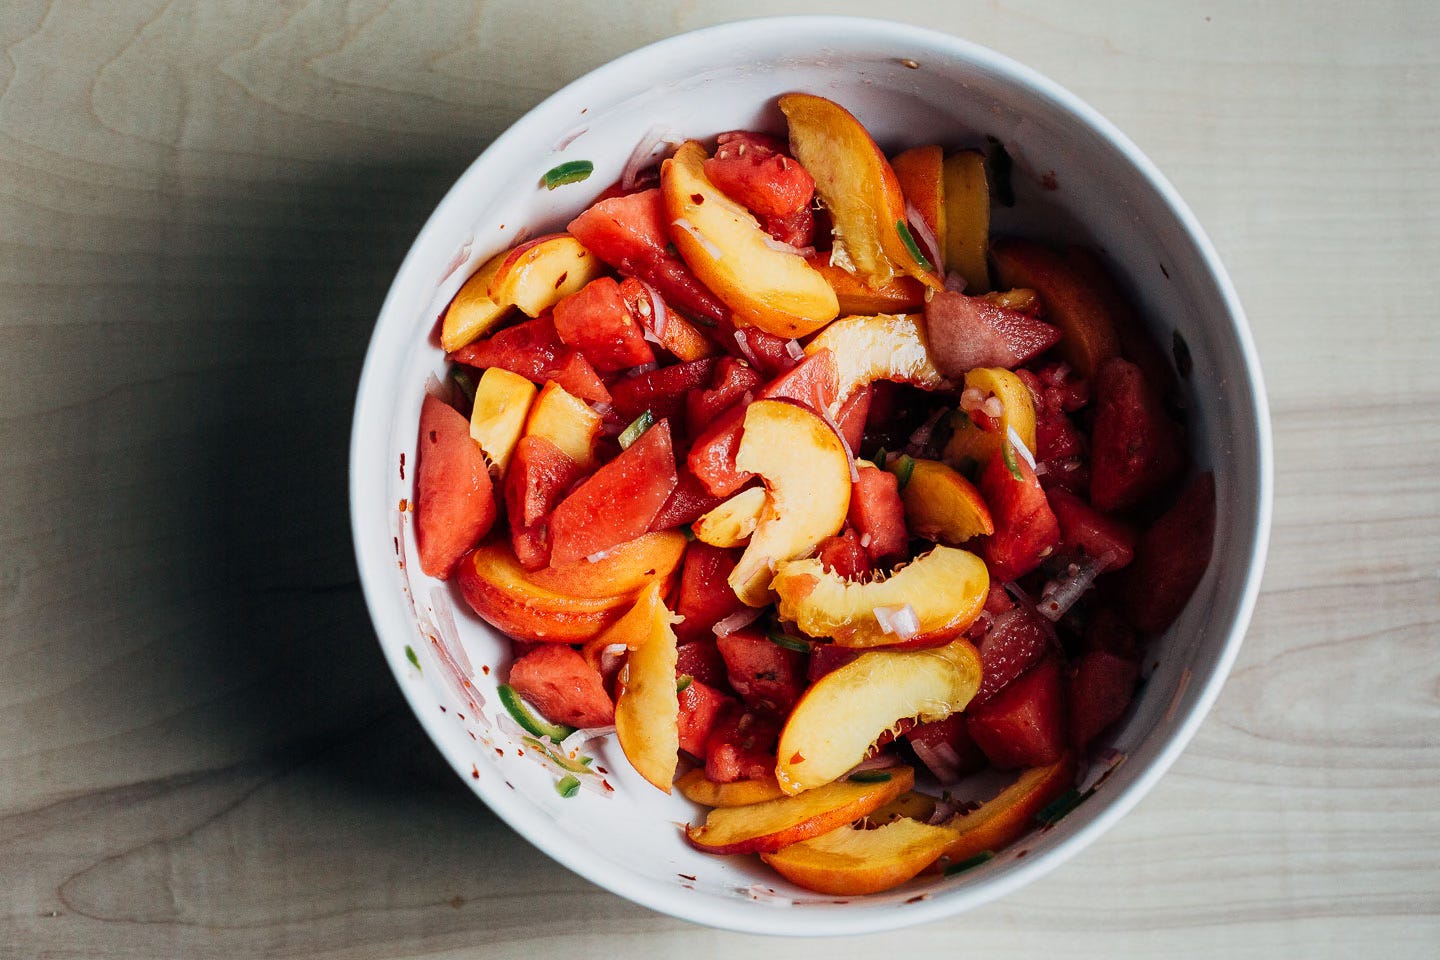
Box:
[350, 15, 1272, 935]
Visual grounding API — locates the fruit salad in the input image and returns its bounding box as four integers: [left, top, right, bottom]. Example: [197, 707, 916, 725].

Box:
[410, 93, 1215, 896]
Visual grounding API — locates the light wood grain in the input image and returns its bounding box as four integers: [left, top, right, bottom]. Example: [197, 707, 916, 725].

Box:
[2, 2, 1437, 957]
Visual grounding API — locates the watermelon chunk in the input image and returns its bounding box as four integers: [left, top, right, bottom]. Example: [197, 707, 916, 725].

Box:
[966, 656, 1067, 770]
[552, 276, 655, 373]
[716, 626, 808, 713]
[705, 704, 781, 783]
[450, 313, 611, 404]
[414, 395, 497, 579]
[1118, 471, 1216, 633]
[1090, 357, 1185, 512]
[673, 542, 746, 644]
[924, 289, 1063, 377]
[847, 464, 908, 565]
[976, 446, 1061, 582]
[507, 644, 614, 729]
[973, 606, 1054, 708]
[1068, 649, 1139, 750]
[677, 678, 734, 758]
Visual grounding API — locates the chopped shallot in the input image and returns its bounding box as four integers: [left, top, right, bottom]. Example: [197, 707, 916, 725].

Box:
[638, 280, 670, 339]
[982, 396, 1004, 419]
[622, 126, 679, 190]
[1036, 553, 1114, 622]
[712, 607, 764, 637]
[784, 338, 806, 361]
[761, 235, 816, 258]
[731, 328, 760, 367]
[905, 407, 949, 456]
[960, 387, 987, 412]
[585, 547, 617, 563]
[1007, 425, 1037, 469]
[910, 737, 965, 785]
[672, 218, 723, 261]
[624, 361, 659, 377]
[872, 603, 921, 639]
[817, 401, 860, 482]
[904, 201, 943, 272]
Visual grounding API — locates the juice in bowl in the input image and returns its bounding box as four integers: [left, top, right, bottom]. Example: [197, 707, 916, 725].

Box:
[350, 17, 1271, 935]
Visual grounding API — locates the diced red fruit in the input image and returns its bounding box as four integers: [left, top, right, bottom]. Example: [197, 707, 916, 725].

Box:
[1084, 606, 1139, 658]
[966, 656, 1067, 770]
[414, 396, 498, 579]
[703, 131, 815, 219]
[761, 205, 816, 248]
[976, 447, 1061, 582]
[503, 435, 585, 570]
[714, 316, 797, 378]
[905, 714, 987, 782]
[985, 583, 1016, 615]
[566, 188, 729, 325]
[450, 313, 611, 403]
[834, 385, 872, 454]
[686, 356, 763, 437]
[1068, 649, 1140, 750]
[1089, 357, 1185, 512]
[1065, 247, 1178, 403]
[507, 644, 615, 729]
[676, 636, 731, 690]
[1118, 471, 1216, 634]
[677, 678, 734, 758]
[972, 606, 1054, 708]
[716, 627, 808, 713]
[924, 290, 1064, 378]
[591, 165, 660, 203]
[673, 542, 747, 644]
[552, 276, 656, 373]
[1045, 485, 1138, 570]
[649, 468, 728, 533]
[607, 357, 718, 427]
[814, 529, 872, 580]
[619, 278, 716, 364]
[806, 643, 861, 683]
[847, 465, 908, 565]
[705, 704, 781, 784]
[547, 419, 680, 565]
[510, 523, 550, 571]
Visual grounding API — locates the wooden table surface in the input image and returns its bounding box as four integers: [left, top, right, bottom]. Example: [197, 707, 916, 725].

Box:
[2, 2, 1436, 957]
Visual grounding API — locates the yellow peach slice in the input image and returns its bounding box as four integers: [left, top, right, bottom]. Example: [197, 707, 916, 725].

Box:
[661, 141, 838, 338]
[761, 816, 958, 895]
[935, 756, 1077, 867]
[675, 769, 787, 807]
[804, 313, 949, 415]
[893, 458, 994, 544]
[775, 642, 980, 794]
[942, 150, 991, 293]
[524, 530, 686, 599]
[468, 367, 537, 473]
[867, 790, 940, 825]
[806, 254, 926, 315]
[772, 545, 990, 648]
[523, 379, 601, 469]
[488, 234, 605, 318]
[728, 400, 851, 607]
[441, 253, 509, 352]
[692, 486, 768, 548]
[611, 582, 683, 793]
[942, 366, 1037, 469]
[684, 766, 914, 855]
[891, 144, 946, 271]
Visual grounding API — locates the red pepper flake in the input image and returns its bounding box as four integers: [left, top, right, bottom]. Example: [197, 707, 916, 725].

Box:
[602, 780, 614, 792]
[1016, 849, 1029, 858]
[393, 536, 400, 555]
[553, 270, 569, 289]
[505, 781, 514, 789]
[495, 748, 504, 757]
[438, 705, 446, 713]
[516, 749, 525, 757]
[690, 193, 704, 205]
[456, 712, 465, 720]
[678, 873, 697, 881]
[905, 894, 928, 904]
[471, 765, 480, 779]
[789, 752, 805, 764]
[481, 665, 491, 675]
[398, 498, 409, 511]
[595, 766, 608, 775]
[399, 453, 405, 479]
[1041, 171, 1059, 190]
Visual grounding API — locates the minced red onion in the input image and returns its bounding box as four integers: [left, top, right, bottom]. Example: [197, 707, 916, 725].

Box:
[1036, 552, 1117, 622]
[960, 387, 987, 412]
[672, 218, 723, 261]
[910, 737, 965, 785]
[622, 126, 678, 190]
[784, 338, 806, 361]
[638, 280, 670, 340]
[904, 201, 944, 273]
[712, 607, 764, 638]
[585, 547, 617, 563]
[423, 372, 450, 402]
[1007, 425, 1037, 469]
[845, 753, 901, 777]
[981, 396, 1004, 419]
[761, 235, 816, 258]
[591, 400, 613, 418]
[905, 407, 948, 456]
[817, 401, 860, 482]
[624, 361, 659, 377]
[732, 328, 760, 367]
[859, 532, 872, 549]
[872, 603, 921, 639]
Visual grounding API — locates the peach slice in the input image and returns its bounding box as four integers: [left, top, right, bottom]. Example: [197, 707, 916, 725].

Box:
[805, 254, 925, 315]
[523, 379, 601, 469]
[891, 144, 946, 271]
[804, 313, 949, 415]
[456, 540, 632, 643]
[676, 769, 786, 807]
[935, 756, 1077, 866]
[990, 238, 1120, 377]
[772, 545, 990, 648]
[728, 399, 851, 606]
[661, 141, 838, 338]
[761, 816, 958, 895]
[611, 582, 683, 792]
[893, 457, 994, 544]
[942, 367, 1038, 469]
[942, 150, 991, 293]
[441, 253, 508, 352]
[774, 642, 980, 793]
[779, 93, 942, 291]
[685, 766, 914, 855]
[488, 233, 605, 319]
[692, 486, 768, 548]
[524, 530, 686, 598]
[867, 790, 939, 825]
[468, 367, 537, 473]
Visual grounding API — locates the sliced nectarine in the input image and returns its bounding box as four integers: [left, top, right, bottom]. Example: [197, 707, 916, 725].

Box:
[942, 150, 991, 293]
[990, 238, 1120, 377]
[441, 252, 508, 352]
[728, 399, 851, 607]
[523, 379, 601, 469]
[935, 756, 1077, 866]
[943, 366, 1038, 469]
[675, 768, 786, 807]
[524, 530, 686, 599]
[804, 313, 949, 415]
[661, 141, 838, 338]
[772, 545, 990, 648]
[893, 457, 994, 544]
[456, 539, 634, 643]
[684, 766, 914, 855]
[761, 816, 958, 895]
[692, 485, 767, 548]
[774, 642, 980, 793]
[488, 234, 605, 318]
[805, 254, 926, 314]
[891, 144, 946, 271]
[611, 582, 683, 792]
[468, 367, 537, 473]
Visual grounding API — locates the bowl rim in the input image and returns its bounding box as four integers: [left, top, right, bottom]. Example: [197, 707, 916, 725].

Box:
[349, 14, 1273, 936]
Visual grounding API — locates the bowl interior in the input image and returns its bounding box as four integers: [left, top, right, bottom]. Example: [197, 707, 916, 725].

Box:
[350, 17, 1269, 936]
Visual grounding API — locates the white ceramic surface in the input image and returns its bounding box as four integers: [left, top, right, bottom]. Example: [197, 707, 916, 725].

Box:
[350, 16, 1272, 936]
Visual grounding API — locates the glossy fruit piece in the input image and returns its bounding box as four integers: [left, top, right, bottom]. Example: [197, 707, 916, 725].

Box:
[619, 277, 718, 363]
[942, 366, 1038, 470]
[1065, 246, 1177, 401]
[778, 94, 941, 290]
[972, 605, 1054, 708]
[762, 816, 958, 896]
[522, 380, 601, 469]
[675, 768, 786, 807]
[891, 144, 946, 270]
[806, 254, 926, 314]
[729, 399, 852, 606]
[775, 644, 979, 794]
[894, 457, 994, 544]
[552, 276, 655, 373]
[966, 656, 1067, 769]
[503, 435, 583, 570]
[717, 626, 807, 713]
[466, 366, 537, 474]
[975, 445, 1060, 583]
[611, 582, 683, 792]
[833, 383, 872, 453]
[905, 714, 987, 783]
[487, 234, 606, 318]
[692, 486, 767, 548]
[415, 395, 500, 582]
[677, 677, 734, 758]
[566, 187, 729, 325]
[450, 313, 610, 404]
[455, 540, 632, 643]
[990, 238, 1120, 378]
[867, 790, 941, 825]
[814, 529, 872, 581]
[507, 644, 614, 729]
[685, 356, 763, 437]
[704, 703, 781, 783]
[1045, 485, 1138, 569]
[941, 150, 991, 294]
[440, 251, 507, 352]
[1068, 649, 1140, 750]
[772, 545, 989, 648]
[648, 467, 727, 532]
[1089, 357, 1185, 512]
[804, 313, 948, 416]
[608, 357, 718, 427]
[935, 757, 1077, 866]
[548, 419, 679, 566]
[924, 289, 1062, 377]
[672, 542, 746, 644]
[1118, 471, 1216, 633]
[662, 141, 838, 337]
[685, 765, 915, 854]
[525, 530, 686, 599]
[702, 131, 815, 219]
[847, 464, 908, 565]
